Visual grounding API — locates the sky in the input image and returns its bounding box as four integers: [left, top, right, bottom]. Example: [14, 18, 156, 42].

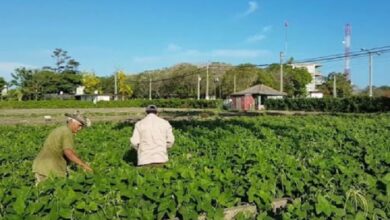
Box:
[0, 0, 389, 88]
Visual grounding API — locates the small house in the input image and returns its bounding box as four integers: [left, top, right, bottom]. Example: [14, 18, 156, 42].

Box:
[230, 84, 286, 111]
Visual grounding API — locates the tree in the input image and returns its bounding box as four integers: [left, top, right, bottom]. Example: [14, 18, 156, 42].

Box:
[65, 59, 80, 72]
[318, 72, 352, 97]
[10, 67, 35, 100]
[116, 71, 133, 100]
[100, 75, 115, 94]
[58, 72, 82, 94]
[374, 86, 390, 97]
[0, 77, 7, 100]
[358, 85, 390, 97]
[257, 64, 279, 89]
[284, 66, 312, 97]
[52, 48, 69, 72]
[82, 73, 101, 94]
[7, 89, 23, 101]
[132, 72, 151, 98]
[51, 48, 80, 73]
[29, 70, 59, 100]
[0, 77, 6, 90]
[222, 64, 259, 95]
[158, 64, 200, 98]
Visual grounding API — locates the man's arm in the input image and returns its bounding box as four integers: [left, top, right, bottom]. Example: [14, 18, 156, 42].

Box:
[166, 124, 175, 148]
[130, 126, 140, 150]
[64, 148, 93, 172]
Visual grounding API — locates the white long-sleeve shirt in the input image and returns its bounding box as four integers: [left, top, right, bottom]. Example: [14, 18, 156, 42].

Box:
[130, 114, 175, 165]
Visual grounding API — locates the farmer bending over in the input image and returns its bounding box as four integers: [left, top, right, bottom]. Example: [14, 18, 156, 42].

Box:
[130, 105, 175, 167]
[32, 112, 93, 184]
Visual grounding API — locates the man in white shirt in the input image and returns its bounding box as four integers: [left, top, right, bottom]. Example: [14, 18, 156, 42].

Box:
[130, 105, 175, 166]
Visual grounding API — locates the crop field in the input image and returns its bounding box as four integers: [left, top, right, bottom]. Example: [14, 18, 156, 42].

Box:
[0, 114, 389, 219]
[0, 107, 217, 125]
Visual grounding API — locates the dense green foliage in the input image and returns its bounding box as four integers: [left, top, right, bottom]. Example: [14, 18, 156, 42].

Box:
[317, 72, 353, 97]
[361, 85, 390, 98]
[0, 99, 222, 109]
[0, 77, 6, 90]
[221, 64, 312, 98]
[8, 49, 82, 100]
[5, 51, 313, 100]
[0, 115, 389, 219]
[10, 68, 82, 100]
[265, 97, 390, 112]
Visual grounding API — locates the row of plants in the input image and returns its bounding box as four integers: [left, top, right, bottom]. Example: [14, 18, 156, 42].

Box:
[264, 96, 390, 112]
[0, 115, 389, 219]
[0, 99, 222, 109]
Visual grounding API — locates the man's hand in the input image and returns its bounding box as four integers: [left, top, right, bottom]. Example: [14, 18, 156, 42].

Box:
[64, 148, 93, 173]
[82, 164, 93, 173]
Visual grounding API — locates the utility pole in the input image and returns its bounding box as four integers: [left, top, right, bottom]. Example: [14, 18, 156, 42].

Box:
[368, 53, 372, 97]
[114, 71, 118, 100]
[149, 77, 152, 100]
[205, 63, 209, 100]
[214, 77, 219, 99]
[280, 51, 284, 92]
[197, 75, 201, 100]
[284, 20, 288, 56]
[233, 73, 236, 93]
[333, 74, 337, 98]
[361, 48, 380, 97]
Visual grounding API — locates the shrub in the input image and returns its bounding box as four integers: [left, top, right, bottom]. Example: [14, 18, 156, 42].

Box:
[264, 97, 390, 113]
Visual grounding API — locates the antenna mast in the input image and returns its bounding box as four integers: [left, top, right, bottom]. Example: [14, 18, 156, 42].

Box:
[344, 24, 351, 82]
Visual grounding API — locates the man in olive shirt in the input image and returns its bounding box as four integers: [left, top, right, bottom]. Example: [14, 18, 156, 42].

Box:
[32, 112, 93, 184]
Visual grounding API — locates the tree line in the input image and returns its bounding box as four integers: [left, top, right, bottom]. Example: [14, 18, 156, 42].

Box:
[1, 48, 388, 101]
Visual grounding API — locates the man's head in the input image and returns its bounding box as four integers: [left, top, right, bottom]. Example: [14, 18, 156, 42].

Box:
[145, 105, 158, 114]
[65, 112, 91, 133]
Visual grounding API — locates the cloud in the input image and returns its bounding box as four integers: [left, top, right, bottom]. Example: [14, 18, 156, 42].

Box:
[182, 49, 202, 57]
[246, 34, 266, 43]
[262, 25, 272, 33]
[241, 1, 258, 17]
[245, 25, 272, 44]
[132, 56, 163, 63]
[132, 44, 271, 67]
[0, 62, 36, 80]
[211, 49, 270, 58]
[166, 43, 182, 52]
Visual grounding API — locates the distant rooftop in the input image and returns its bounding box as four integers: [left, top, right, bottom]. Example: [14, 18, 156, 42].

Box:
[231, 84, 287, 96]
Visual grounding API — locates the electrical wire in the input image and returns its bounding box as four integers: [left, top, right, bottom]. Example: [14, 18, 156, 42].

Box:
[123, 45, 390, 83]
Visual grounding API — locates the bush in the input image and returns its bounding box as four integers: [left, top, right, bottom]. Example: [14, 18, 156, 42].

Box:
[264, 97, 390, 113]
[0, 99, 223, 109]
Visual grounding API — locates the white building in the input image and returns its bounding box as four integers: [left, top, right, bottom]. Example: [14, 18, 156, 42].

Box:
[291, 63, 324, 98]
[75, 86, 111, 102]
[1, 85, 8, 97]
[76, 86, 85, 95]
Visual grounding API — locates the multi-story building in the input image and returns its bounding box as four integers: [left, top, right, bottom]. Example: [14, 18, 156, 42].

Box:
[291, 63, 324, 98]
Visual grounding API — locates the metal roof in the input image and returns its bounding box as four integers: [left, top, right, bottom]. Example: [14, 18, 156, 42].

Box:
[231, 84, 287, 96]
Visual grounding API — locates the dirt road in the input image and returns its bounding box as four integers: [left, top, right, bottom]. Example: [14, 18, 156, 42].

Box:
[0, 108, 217, 125]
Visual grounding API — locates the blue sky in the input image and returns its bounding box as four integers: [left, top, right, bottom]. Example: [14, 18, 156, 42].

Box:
[0, 0, 389, 88]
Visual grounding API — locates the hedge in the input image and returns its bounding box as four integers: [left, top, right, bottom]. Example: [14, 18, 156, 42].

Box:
[0, 99, 222, 109]
[264, 97, 390, 113]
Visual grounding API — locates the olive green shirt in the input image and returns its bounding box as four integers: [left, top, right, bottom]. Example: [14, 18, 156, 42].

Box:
[32, 126, 75, 177]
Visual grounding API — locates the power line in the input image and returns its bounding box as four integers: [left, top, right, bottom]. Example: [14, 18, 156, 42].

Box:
[125, 63, 227, 84]
[122, 45, 390, 84]
[126, 71, 200, 84]
[292, 46, 390, 64]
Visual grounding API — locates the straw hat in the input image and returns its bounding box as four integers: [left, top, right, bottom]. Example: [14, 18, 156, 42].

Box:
[65, 112, 91, 127]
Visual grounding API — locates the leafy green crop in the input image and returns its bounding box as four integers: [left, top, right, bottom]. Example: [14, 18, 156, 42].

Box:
[0, 114, 389, 219]
[265, 96, 390, 112]
[0, 99, 222, 109]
